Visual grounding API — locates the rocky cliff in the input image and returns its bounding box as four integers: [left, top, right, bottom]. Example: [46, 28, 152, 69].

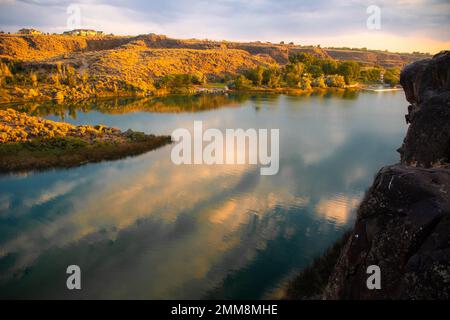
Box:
[323, 51, 450, 299]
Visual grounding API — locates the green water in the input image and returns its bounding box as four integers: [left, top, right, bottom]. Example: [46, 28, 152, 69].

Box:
[0, 91, 407, 299]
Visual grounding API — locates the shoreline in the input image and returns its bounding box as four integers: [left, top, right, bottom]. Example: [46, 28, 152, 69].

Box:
[0, 109, 172, 174]
[0, 135, 172, 174]
[0, 86, 370, 106]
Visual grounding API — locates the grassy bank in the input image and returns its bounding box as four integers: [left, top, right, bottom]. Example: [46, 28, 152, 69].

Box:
[0, 108, 171, 173]
[284, 231, 351, 300]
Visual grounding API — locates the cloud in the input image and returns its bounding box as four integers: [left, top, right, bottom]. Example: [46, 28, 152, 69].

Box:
[0, 1, 448, 52]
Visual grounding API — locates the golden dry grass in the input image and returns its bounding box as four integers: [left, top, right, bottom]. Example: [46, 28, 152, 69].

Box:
[0, 108, 120, 143]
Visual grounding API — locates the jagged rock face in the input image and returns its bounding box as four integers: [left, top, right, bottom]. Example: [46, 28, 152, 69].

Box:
[399, 51, 450, 167]
[324, 165, 450, 299]
[325, 52, 450, 300]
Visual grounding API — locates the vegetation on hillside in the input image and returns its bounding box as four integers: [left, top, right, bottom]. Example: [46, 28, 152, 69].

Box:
[1, 33, 429, 67]
[0, 34, 412, 103]
[0, 108, 171, 172]
[229, 52, 400, 91]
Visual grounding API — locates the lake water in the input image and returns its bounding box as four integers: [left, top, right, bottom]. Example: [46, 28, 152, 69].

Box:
[0, 91, 408, 299]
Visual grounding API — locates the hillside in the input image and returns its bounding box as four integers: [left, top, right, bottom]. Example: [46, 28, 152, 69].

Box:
[0, 33, 430, 68]
[0, 33, 432, 103]
[59, 40, 278, 88]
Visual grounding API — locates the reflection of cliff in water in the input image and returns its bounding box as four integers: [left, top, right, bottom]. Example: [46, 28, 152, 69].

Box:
[1, 90, 359, 120]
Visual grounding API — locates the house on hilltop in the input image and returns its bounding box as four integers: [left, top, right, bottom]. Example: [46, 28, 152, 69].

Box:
[63, 29, 104, 36]
[18, 28, 42, 35]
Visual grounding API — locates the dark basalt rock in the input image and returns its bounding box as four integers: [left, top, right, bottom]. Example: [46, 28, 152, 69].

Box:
[399, 51, 450, 167]
[324, 165, 450, 299]
[322, 51, 450, 300]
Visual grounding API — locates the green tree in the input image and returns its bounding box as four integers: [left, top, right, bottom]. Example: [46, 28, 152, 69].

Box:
[285, 62, 305, 75]
[298, 75, 312, 90]
[283, 62, 306, 87]
[325, 75, 346, 88]
[232, 75, 253, 90]
[320, 59, 338, 75]
[263, 68, 281, 88]
[307, 65, 323, 78]
[360, 67, 382, 82]
[289, 52, 317, 66]
[338, 61, 360, 84]
[246, 66, 265, 86]
[311, 76, 326, 89]
[383, 68, 400, 87]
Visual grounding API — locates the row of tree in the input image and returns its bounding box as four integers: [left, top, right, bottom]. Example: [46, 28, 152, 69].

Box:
[1, 53, 401, 95]
[231, 52, 401, 90]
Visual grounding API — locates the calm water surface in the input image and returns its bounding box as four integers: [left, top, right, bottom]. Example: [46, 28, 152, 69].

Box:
[0, 92, 407, 299]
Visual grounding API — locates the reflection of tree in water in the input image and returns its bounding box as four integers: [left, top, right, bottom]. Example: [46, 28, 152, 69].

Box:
[0, 94, 252, 120]
[0, 90, 359, 120]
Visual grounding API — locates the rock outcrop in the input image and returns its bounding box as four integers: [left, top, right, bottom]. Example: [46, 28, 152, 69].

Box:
[398, 51, 450, 167]
[324, 51, 450, 300]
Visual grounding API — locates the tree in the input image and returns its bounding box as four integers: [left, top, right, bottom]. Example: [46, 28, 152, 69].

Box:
[289, 52, 317, 66]
[298, 76, 312, 90]
[263, 68, 281, 88]
[30, 72, 38, 87]
[307, 65, 323, 78]
[65, 65, 76, 86]
[360, 67, 382, 82]
[338, 61, 360, 84]
[50, 73, 60, 86]
[157, 74, 194, 92]
[232, 75, 253, 90]
[0, 62, 12, 88]
[383, 68, 400, 87]
[192, 72, 206, 85]
[246, 66, 265, 86]
[312, 76, 326, 89]
[285, 71, 301, 88]
[285, 62, 305, 75]
[325, 75, 346, 88]
[320, 59, 338, 75]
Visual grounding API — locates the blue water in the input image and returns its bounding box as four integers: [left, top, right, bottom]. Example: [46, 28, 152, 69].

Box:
[0, 91, 407, 299]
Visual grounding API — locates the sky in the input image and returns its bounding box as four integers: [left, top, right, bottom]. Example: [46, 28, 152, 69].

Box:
[0, 0, 449, 53]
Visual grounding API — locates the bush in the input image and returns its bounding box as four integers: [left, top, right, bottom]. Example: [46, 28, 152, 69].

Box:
[230, 75, 253, 90]
[383, 68, 400, 87]
[325, 75, 346, 88]
[312, 76, 326, 89]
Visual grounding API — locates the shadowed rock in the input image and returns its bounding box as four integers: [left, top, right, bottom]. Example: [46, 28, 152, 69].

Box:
[324, 165, 450, 299]
[322, 51, 450, 300]
[399, 51, 450, 167]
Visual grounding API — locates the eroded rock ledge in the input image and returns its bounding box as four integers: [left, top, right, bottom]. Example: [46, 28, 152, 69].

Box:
[323, 51, 450, 299]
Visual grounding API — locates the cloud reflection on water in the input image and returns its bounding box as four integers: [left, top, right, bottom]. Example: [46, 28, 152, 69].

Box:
[0, 92, 407, 299]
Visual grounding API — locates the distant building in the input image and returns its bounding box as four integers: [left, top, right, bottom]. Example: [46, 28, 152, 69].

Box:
[18, 28, 42, 35]
[63, 29, 104, 36]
